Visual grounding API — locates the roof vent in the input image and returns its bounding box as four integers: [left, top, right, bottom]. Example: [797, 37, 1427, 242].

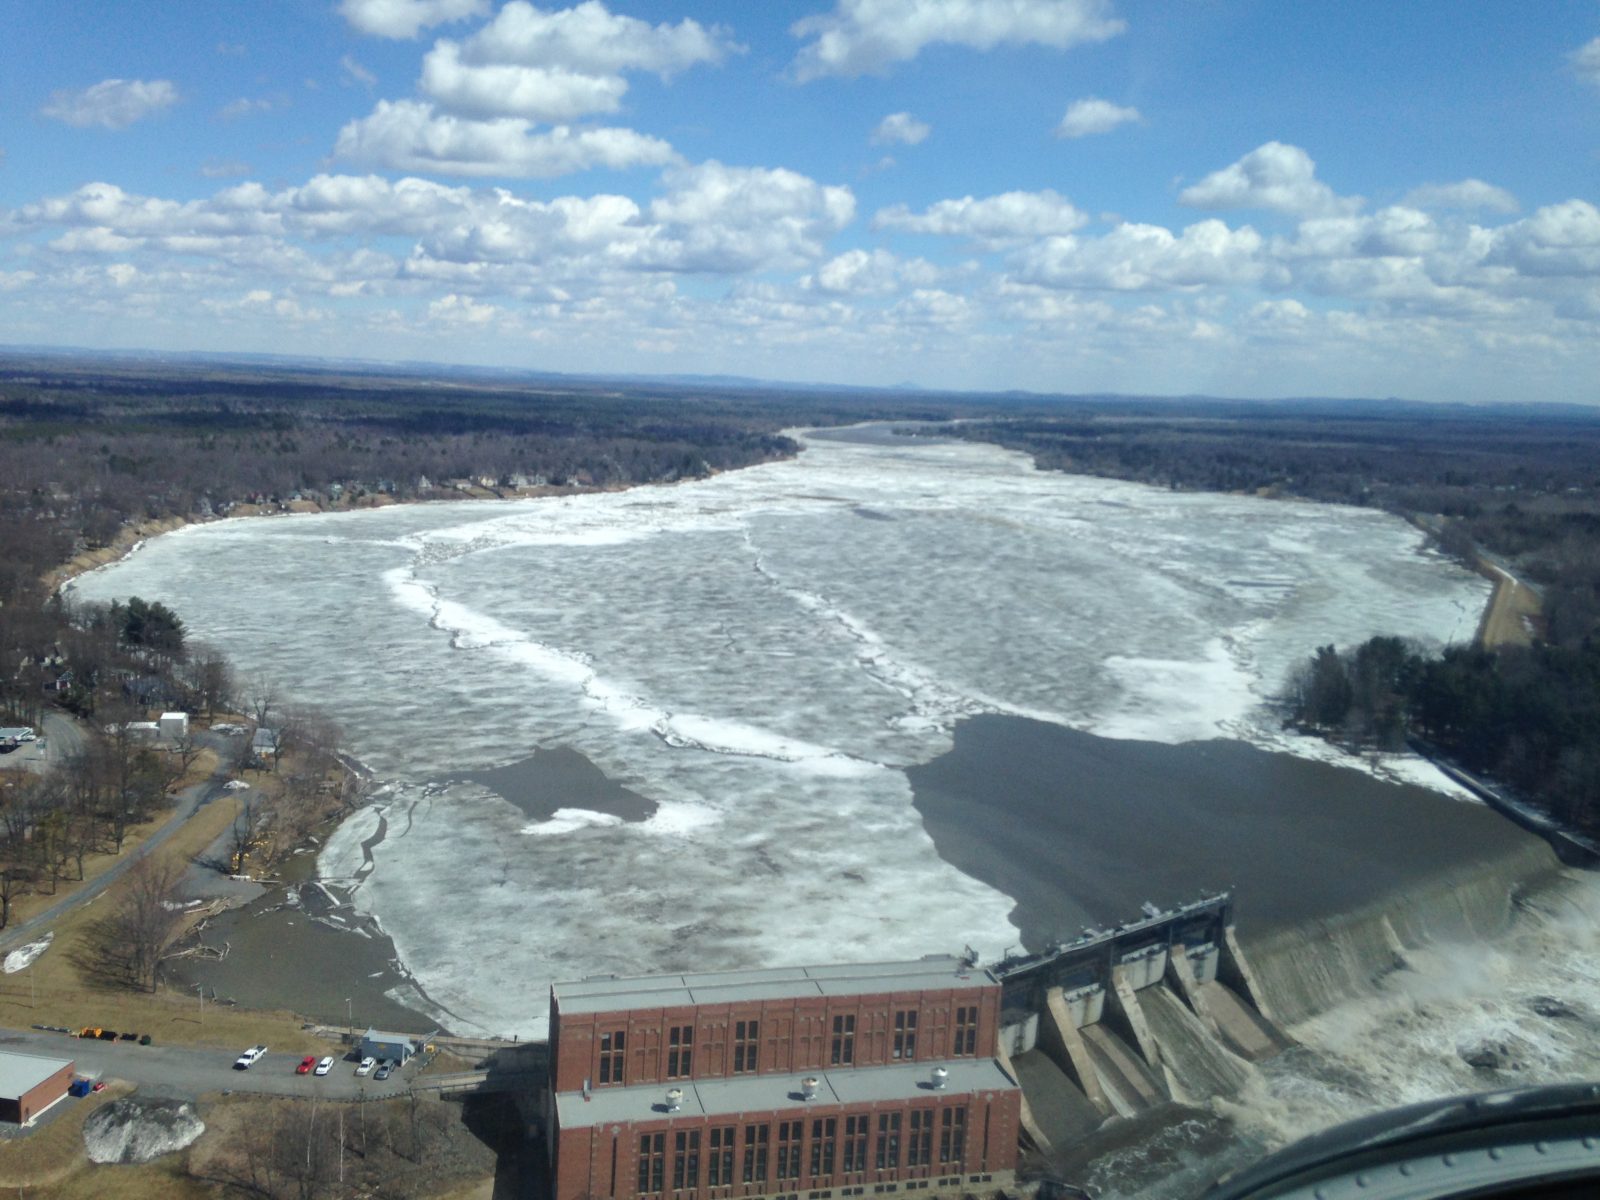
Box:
[931, 1067, 949, 1091]
[665, 1087, 684, 1112]
[802, 1077, 819, 1101]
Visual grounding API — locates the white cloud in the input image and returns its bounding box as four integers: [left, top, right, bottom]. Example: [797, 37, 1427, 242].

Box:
[418, 3, 738, 122]
[340, 0, 489, 39]
[803, 248, 938, 294]
[643, 161, 856, 272]
[790, 0, 1124, 80]
[1055, 97, 1140, 138]
[1014, 219, 1267, 290]
[465, 2, 738, 77]
[332, 99, 676, 177]
[873, 189, 1089, 244]
[1281, 207, 1442, 261]
[1179, 141, 1361, 217]
[871, 112, 930, 146]
[1401, 179, 1518, 214]
[420, 41, 627, 121]
[0, 270, 37, 292]
[40, 79, 179, 130]
[429, 292, 500, 323]
[1572, 36, 1600, 87]
[1490, 200, 1600, 278]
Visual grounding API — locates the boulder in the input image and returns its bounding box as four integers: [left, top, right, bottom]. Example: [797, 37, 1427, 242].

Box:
[83, 1097, 205, 1164]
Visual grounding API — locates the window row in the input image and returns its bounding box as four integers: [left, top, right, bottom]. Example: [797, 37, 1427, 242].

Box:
[636, 1110, 967, 1197]
[593, 1006, 982, 1087]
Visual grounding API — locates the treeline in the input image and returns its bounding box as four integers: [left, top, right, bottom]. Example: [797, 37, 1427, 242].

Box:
[1289, 636, 1600, 836]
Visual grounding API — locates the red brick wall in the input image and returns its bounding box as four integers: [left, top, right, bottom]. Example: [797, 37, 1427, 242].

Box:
[551, 987, 1002, 1094]
[3, 1060, 74, 1125]
[555, 1088, 1019, 1200]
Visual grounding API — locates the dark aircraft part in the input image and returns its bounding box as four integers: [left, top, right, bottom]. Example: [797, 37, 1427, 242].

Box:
[1201, 1082, 1600, 1199]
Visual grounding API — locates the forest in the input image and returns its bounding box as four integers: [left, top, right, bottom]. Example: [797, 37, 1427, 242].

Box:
[946, 401, 1600, 836]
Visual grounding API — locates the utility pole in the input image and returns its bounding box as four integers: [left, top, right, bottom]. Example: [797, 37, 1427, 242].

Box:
[196, 982, 204, 1024]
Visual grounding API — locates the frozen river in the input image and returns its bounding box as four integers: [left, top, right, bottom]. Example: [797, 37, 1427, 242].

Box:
[70, 425, 1489, 1037]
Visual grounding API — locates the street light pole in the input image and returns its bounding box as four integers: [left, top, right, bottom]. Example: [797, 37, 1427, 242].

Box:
[196, 982, 204, 1025]
[345, 996, 352, 1030]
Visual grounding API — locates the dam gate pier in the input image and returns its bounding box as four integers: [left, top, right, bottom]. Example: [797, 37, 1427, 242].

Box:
[990, 893, 1288, 1153]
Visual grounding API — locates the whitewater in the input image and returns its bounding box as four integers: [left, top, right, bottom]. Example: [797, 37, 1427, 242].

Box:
[69, 426, 1490, 1039]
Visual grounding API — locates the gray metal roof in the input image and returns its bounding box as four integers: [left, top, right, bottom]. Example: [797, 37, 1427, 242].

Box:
[557, 1058, 1016, 1130]
[361, 1028, 415, 1044]
[0, 1051, 73, 1099]
[554, 956, 993, 1016]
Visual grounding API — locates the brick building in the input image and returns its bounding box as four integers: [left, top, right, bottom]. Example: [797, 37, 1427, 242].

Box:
[0, 1050, 75, 1126]
[548, 957, 1020, 1200]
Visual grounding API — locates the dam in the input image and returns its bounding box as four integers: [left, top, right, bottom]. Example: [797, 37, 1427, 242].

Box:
[988, 895, 1289, 1153]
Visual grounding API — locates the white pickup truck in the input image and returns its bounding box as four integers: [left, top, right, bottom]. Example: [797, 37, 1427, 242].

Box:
[233, 1044, 269, 1070]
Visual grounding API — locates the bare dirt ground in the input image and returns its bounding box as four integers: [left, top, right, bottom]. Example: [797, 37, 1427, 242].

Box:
[1475, 562, 1542, 648]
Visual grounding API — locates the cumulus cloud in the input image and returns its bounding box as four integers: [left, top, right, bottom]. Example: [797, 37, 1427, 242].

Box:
[421, 42, 628, 121]
[1055, 97, 1140, 138]
[790, 0, 1124, 80]
[1401, 179, 1518, 214]
[1489, 199, 1600, 278]
[340, 0, 489, 39]
[41, 79, 179, 129]
[1179, 141, 1360, 217]
[643, 161, 856, 272]
[1572, 36, 1600, 87]
[871, 112, 930, 145]
[466, 2, 738, 77]
[1013, 219, 1267, 290]
[873, 189, 1089, 244]
[417, 3, 738, 123]
[803, 247, 938, 294]
[333, 99, 676, 177]
[429, 292, 500, 323]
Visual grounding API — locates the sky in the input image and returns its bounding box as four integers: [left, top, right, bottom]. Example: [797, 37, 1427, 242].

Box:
[2, 0, 1598, 403]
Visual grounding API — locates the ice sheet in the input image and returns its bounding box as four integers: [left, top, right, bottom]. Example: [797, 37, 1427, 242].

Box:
[69, 427, 1491, 1036]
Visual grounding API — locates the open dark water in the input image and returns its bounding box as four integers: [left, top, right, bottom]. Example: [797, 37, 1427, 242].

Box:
[908, 714, 1547, 951]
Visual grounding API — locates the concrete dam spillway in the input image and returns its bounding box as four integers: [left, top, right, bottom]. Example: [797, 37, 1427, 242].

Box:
[992, 895, 1289, 1153]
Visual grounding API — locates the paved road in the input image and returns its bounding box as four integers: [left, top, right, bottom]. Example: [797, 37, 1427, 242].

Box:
[0, 729, 238, 955]
[41, 711, 86, 763]
[0, 1025, 424, 1102]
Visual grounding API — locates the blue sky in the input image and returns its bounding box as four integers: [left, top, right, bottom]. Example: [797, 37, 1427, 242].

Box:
[2, 0, 1598, 402]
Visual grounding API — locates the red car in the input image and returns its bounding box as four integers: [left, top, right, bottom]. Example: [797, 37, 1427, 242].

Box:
[295, 1055, 317, 1075]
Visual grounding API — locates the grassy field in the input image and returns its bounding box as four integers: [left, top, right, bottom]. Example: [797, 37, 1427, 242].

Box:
[0, 1080, 139, 1190]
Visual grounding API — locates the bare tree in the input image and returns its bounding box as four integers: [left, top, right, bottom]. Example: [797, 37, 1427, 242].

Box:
[88, 854, 187, 991]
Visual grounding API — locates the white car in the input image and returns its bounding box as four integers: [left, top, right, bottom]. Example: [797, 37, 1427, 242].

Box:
[313, 1056, 335, 1076]
[354, 1056, 376, 1076]
[233, 1044, 268, 1070]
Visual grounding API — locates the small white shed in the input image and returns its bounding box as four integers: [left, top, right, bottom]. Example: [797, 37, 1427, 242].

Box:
[159, 712, 189, 741]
